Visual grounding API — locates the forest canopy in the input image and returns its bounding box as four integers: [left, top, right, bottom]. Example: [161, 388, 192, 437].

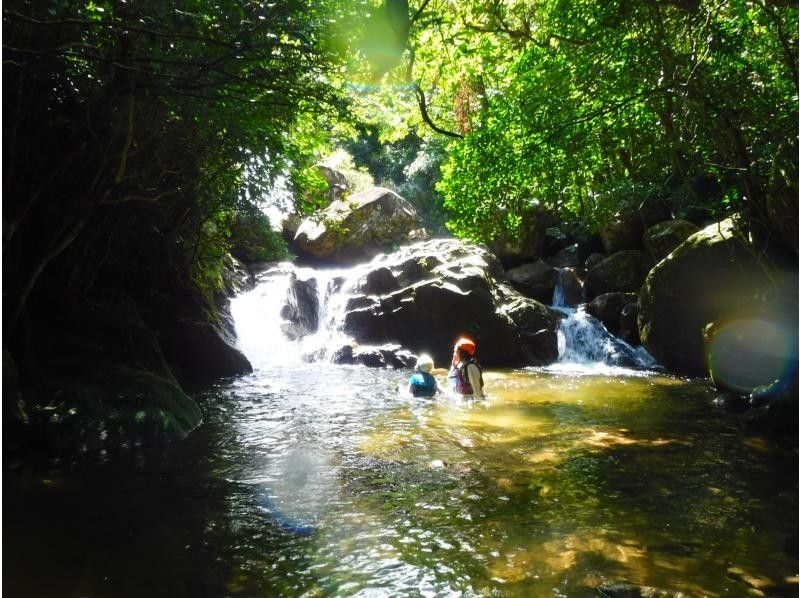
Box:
[3, 0, 797, 364]
[349, 0, 798, 250]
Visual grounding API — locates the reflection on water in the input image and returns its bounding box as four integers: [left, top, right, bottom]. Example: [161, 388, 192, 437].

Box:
[5, 365, 797, 597]
[4, 273, 797, 596]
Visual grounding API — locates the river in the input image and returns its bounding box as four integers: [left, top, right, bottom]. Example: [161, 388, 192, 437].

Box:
[4, 266, 797, 597]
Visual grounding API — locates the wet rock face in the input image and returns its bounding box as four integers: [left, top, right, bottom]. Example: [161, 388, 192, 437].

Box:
[618, 302, 640, 345]
[280, 272, 319, 340]
[585, 292, 637, 335]
[552, 267, 586, 307]
[293, 187, 420, 264]
[340, 239, 560, 368]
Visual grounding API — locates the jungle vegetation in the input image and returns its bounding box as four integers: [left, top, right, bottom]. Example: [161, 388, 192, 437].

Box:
[3, 0, 797, 376]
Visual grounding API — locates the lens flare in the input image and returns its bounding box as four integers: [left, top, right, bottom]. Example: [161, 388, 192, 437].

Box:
[705, 315, 798, 394]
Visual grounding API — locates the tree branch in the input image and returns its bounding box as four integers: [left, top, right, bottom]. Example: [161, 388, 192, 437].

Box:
[411, 83, 463, 138]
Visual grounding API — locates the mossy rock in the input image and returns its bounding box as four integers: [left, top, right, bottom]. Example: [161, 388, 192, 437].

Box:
[638, 219, 782, 375]
[643, 219, 700, 264]
[27, 363, 202, 453]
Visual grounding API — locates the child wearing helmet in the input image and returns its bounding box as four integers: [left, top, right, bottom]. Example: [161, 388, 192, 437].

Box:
[448, 337, 485, 398]
[408, 353, 439, 397]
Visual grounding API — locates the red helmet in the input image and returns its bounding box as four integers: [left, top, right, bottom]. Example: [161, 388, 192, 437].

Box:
[454, 337, 476, 355]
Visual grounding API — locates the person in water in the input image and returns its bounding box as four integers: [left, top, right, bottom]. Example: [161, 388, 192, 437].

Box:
[449, 337, 485, 398]
[408, 353, 439, 397]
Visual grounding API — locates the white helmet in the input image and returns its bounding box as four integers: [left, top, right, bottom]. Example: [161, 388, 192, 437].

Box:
[416, 353, 434, 373]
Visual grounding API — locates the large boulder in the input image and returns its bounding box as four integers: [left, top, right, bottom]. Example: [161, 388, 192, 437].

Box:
[546, 243, 592, 268]
[340, 239, 559, 368]
[638, 219, 792, 375]
[586, 250, 653, 297]
[600, 196, 670, 254]
[703, 315, 798, 395]
[158, 315, 253, 388]
[642, 219, 700, 264]
[488, 206, 556, 266]
[505, 260, 557, 304]
[585, 292, 637, 335]
[293, 187, 419, 264]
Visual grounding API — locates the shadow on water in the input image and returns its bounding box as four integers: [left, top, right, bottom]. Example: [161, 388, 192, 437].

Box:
[4, 366, 797, 597]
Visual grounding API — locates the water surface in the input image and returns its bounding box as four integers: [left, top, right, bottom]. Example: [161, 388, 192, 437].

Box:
[4, 271, 797, 597]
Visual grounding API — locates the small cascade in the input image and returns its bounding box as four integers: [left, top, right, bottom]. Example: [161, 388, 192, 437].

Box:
[551, 268, 656, 370]
[295, 264, 365, 360]
[551, 268, 585, 308]
[232, 260, 656, 372]
[231, 261, 373, 368]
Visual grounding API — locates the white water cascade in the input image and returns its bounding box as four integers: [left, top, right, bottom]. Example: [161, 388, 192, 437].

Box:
[230, 261, 376, 369]
[549, 268, 657, 373]
[232, 261, 657, 374]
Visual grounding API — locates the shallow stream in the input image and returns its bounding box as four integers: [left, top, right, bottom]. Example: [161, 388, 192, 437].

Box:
[4, 269, 797, 597]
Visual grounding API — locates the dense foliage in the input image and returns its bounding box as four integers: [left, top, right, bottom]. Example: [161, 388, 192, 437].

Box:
[341, 124, 449, 232]
[4, 0, 796, 380]
[3, 0, 350, 364]
[355, 0, 797, 249]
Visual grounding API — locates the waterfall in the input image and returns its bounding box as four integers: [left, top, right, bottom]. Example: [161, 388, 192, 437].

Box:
[232, 261, 656, 373]
[551, 268, 657, 371]
[230, 263, 300, 369]
[230, 261, 373, 368]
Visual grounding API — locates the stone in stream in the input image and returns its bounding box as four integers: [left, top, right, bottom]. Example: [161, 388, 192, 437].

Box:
[639, 218, 796, 376]
[585, 292, 638, 336]
[331, 343, 417, 369]
[340, 238, 560, 368]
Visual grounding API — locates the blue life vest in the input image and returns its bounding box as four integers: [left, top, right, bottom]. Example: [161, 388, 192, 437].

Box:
[409, 371, 437, 397]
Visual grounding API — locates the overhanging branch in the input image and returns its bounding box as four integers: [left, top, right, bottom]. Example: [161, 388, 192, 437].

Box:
[411, 83, 463, 139]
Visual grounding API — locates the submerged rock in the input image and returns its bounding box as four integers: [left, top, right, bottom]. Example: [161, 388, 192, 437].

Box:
[24, 363, 202, 454]
[597, 581, 691, 597]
